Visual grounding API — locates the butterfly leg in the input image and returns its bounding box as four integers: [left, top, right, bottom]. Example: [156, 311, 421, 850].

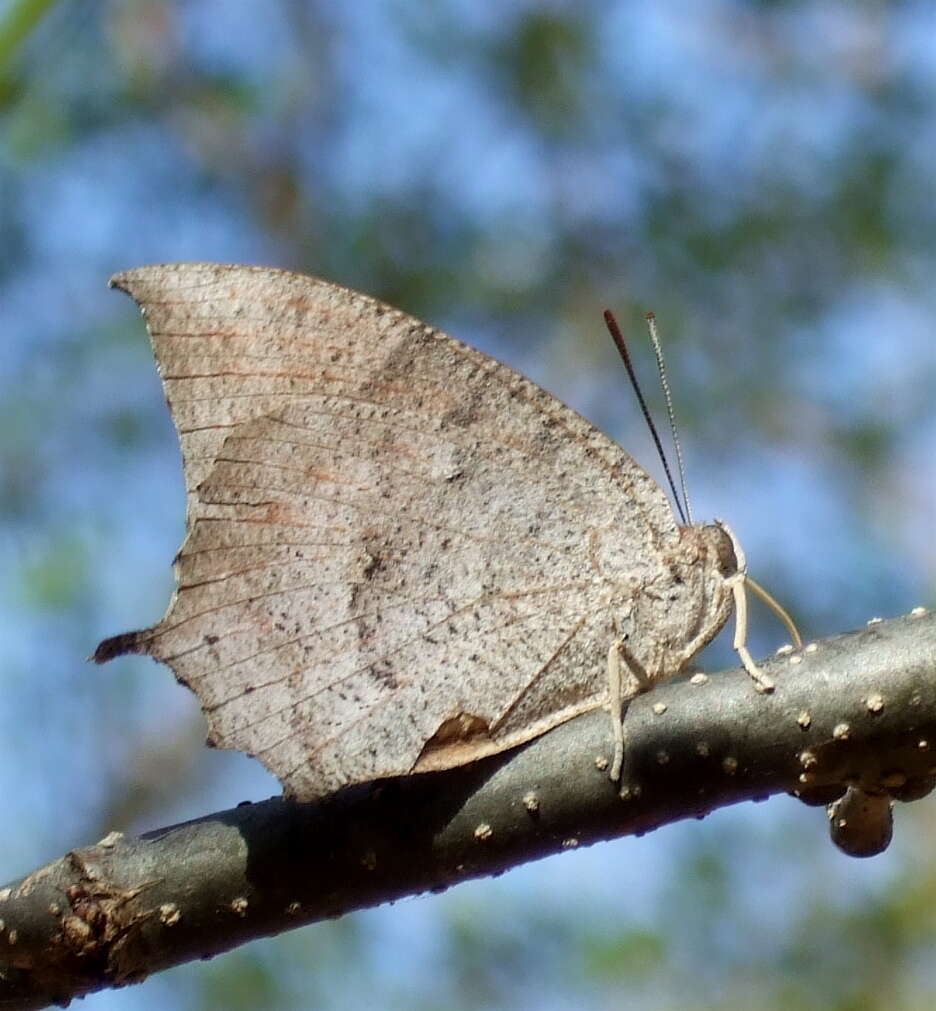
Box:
[607, 637, 653, 783]
[715, 521, 775, 693]
[728, 570, 774, 692]
[608, 640, 626, 782]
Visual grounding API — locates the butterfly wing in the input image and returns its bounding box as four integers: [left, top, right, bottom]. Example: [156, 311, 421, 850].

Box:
[96, 263, 682, 800]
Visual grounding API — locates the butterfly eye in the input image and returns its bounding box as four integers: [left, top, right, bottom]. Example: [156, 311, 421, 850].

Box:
[709, 525, 739, 578]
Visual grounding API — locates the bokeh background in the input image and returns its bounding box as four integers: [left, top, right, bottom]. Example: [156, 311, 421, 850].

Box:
[2, 1, 936, 1008]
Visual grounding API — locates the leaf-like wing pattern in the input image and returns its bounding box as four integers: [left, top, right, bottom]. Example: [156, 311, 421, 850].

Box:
[96, 263, 718, 800]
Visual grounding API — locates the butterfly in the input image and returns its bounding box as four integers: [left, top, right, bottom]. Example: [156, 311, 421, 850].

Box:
[95, 264, 789, 801]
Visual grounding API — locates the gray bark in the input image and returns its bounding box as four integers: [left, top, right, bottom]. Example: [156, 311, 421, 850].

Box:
[2, 611, 935, 1009]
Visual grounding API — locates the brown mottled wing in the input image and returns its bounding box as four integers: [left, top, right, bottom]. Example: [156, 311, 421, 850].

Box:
[96, 263, 680, 800]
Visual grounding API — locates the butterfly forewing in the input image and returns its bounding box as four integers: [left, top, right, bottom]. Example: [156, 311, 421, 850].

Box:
[97, 263, 698, 800]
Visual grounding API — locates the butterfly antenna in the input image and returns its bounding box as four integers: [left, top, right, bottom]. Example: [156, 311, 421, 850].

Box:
[645, 312, 693, 526]
[603, 310, 688, 525]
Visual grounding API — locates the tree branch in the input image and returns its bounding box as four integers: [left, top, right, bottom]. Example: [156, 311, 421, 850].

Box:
[3, 611, 935, 1009]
